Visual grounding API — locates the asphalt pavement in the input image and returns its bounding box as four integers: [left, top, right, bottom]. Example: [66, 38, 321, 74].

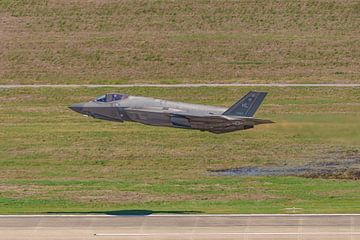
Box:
[1, 214, 360, 240]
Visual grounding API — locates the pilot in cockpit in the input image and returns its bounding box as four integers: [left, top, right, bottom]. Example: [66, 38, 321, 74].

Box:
[94, 94, 128, 103]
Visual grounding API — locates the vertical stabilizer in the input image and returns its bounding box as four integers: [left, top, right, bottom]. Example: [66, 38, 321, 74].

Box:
[222, 91, 267, 117]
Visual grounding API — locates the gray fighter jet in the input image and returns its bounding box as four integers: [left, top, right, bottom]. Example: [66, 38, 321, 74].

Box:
[69, 91, 273, 134]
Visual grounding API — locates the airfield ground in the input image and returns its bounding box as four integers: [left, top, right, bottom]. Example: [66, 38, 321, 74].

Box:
[1, 0, 360, 216]
[0, 86, 360, 214]
[1, 1, 360, 84]
[1, 214, 360, 240]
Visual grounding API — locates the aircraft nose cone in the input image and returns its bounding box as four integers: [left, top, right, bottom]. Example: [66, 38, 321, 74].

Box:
[69, 103, 84, 114]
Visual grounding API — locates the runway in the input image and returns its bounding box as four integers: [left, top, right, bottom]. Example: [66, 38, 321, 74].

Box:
[1, 214, 360, 240]
[0, 83, 360, 88]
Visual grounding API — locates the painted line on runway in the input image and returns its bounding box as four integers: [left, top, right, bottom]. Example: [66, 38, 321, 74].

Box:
[94, 232, 360, 236]
[1, 83, 360, 88]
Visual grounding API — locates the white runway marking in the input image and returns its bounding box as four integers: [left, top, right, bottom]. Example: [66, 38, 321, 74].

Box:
[0, 83, 360, 88]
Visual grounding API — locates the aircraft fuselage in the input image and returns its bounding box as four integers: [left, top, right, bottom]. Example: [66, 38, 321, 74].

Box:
[69, 92, 273, 134]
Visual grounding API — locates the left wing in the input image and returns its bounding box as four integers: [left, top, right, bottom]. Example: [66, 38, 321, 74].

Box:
[171, 113, 273, 133]
[124, 108, 273, 133]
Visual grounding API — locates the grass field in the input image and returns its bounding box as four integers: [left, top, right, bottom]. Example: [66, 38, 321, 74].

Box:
[0, 86, 360, 214]
[1, 0, 360, 84]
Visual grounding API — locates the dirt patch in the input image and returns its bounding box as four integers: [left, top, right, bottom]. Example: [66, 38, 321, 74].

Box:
[210, 154, 360, 180]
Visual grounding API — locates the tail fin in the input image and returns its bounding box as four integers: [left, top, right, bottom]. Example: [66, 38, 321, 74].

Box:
[222, 91, 267, 117]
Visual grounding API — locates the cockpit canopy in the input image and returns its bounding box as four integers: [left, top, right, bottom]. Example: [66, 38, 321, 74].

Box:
[95, 93, 128, 103]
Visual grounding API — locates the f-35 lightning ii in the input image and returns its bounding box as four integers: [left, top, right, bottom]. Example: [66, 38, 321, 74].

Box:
[69, 91, 273, 134]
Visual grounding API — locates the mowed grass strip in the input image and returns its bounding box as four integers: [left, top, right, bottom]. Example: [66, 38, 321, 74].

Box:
[1, 0, 360, 84]
[0, 87, 360, 214]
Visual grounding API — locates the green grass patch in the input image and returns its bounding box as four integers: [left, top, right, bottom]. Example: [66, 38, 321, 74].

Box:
[0, 87, 360, 213]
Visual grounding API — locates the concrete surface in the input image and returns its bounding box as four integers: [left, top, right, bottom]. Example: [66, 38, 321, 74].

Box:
[0, 214, 360, 240]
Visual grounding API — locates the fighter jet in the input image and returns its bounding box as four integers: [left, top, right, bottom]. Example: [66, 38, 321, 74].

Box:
[69, 91, 273, 134]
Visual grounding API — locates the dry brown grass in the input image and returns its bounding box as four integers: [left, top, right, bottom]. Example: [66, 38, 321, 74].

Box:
[0, 184, 65, 198]
[0, 0, 359, 84]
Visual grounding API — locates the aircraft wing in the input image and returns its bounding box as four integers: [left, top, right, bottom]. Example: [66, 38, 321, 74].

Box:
[125, 108, 273, 124]
[124, 108, 273, 133]
[172, 113, 273, 134]
[172, 113, 273, 128]
[125, 107, 228, 121]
